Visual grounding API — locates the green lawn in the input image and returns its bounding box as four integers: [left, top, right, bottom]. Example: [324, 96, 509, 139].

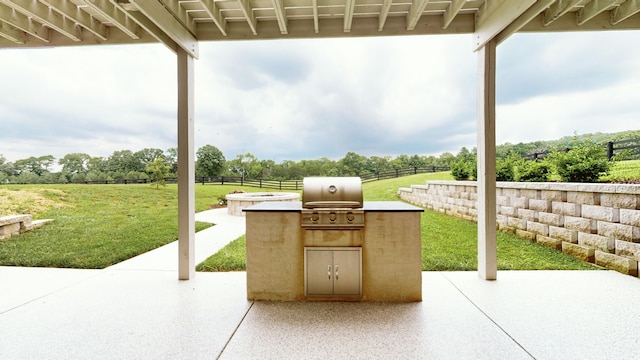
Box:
[197, 171, 598, 272]
[0, 184, 259, 268]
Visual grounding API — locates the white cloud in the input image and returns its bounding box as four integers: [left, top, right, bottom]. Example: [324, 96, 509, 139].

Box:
[0, 31, 639, 166]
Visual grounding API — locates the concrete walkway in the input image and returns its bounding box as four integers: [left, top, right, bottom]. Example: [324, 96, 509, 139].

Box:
[2, 208, 640, 359]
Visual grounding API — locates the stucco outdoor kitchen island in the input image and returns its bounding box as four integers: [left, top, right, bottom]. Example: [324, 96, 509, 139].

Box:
[244, 201, 424, 302]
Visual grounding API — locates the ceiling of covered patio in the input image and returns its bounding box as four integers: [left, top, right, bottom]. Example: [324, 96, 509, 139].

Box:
[1, 0, 640, 54]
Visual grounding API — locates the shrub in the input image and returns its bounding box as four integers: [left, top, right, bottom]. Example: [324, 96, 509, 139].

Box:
[451, 159, 473, 180]
[496, 153, 518, 181]
[547, 141, 613, 182]
[515, 159, 551, 182]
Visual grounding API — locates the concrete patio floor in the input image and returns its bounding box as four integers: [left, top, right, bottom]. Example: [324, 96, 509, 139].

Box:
[1, 209, 640, 359]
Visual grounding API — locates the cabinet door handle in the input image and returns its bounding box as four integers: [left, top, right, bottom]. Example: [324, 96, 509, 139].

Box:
[335, 265, 339, 280]
[328, 265, 331, 280]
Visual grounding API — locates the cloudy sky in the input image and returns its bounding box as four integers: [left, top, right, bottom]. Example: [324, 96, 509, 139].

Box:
[1, 30, 639, 165]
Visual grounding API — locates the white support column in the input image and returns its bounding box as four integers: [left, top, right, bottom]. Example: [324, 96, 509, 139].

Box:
[177, 48, 196, 280]
[477, 39, 497, 281]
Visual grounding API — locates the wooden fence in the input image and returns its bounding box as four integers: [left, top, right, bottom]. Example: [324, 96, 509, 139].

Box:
[79, 166, 450, 189]
[524, 138, 640, 160]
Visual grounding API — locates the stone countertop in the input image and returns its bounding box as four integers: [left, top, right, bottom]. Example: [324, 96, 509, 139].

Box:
[242, 201, 424, 212]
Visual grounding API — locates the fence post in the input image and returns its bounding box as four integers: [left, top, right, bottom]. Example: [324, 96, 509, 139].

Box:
[607, 141, 614, 160]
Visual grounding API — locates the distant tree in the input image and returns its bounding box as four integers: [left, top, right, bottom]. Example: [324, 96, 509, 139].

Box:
[368, 156, 391, 173]
[86, 156, 108, 173]
[338, 152, 368, 176]
[59, 153, 91, 180]
[165, 148, 178, 174]
[196, 145, 226, 177]
[14, 155, 55, 176]
[133, 148, 164, 171]
[145, 157, 170, 189]
[106, 150, 136, 173]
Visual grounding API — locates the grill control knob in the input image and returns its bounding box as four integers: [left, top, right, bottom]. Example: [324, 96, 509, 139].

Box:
[329, 212, 337, 223]
[311, 213, 319, 223]
[346, 212, 355, 222]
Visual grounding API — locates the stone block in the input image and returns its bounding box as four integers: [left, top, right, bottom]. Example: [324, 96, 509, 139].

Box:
[529, 199, 552, 212]
[549, 226, 578, 243]
[595, 250, 638, 276]
[496, 195, 510, 207]
[517, 208, 538, 222]
[578, 232, 615, 253]
[541, 190, 566, 202]
[615, 240, 640, 261]
[538, 212, 564, 227]
[564, 216, 597, 234]
[566, 191, 599, 205]
[469, 192, 478, 201]
[552, 202, 581, 216]
[496, 215, 508, 229]
[516, 229, 536, 241]
[536, 235, 562, 250]
[597, 222, 640, 242]
[502, 188, 519, 198]
[520, 189, 538, 199]
[600, 193, 639, 210]
[562, 242, 595, 263]
[581, 205, 619, 222]
[620, 209, 640, 227]
[512, 197, 529, 209]
[527, 221, 549, 236]
[499, 206, 517, 217]
[508, 217, 527, 230]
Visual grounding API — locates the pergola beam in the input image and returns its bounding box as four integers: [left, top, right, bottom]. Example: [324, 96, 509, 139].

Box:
[578, 0, 626, 25]
[237, 0, 258, 35]
[378, 0, 392, 31]
[406, 0, 429, 31]
[199, 0, 227, 36]
[0, 20, 24, 43]
[612, 0, 640, 24]
[41, 0, 108, 41]
[128, 0, 198, 58]
[344, 0, 355, 32]
[312, 0, 319, 33]
[0, 3, 49, 42]
[87, 0, 140, 40]
[543, 0, 585, 26]
[272, 0, 288, 34]
[495, 0, 557, 45]
[443, 0, 465, 29]
[3, 0, 82, 41]
[474, 0, 536, 51]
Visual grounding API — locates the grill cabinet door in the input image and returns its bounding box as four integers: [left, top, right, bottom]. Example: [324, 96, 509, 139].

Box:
[306, 250, 334, 295]
[305, 247, 362, 297]
[332, 249, 361, 295]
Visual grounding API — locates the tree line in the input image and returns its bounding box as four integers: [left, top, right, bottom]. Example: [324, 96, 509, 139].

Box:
[1, 130, 636, 185]
[0, 146, 456, 184]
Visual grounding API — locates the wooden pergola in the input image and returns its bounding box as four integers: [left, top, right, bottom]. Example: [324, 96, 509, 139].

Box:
[2, 0, 639, 280]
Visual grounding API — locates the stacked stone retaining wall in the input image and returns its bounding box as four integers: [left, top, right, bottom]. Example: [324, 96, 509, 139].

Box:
[398, 181, 640, 277]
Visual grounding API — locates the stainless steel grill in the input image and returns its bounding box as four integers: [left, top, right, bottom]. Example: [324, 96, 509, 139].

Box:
[301, 177, 364, 229]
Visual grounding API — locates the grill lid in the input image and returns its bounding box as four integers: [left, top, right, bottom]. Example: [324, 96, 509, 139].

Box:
[302, 177, 363, 209]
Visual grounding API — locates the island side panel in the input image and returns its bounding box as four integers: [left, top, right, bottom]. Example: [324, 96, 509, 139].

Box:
[362, 211, 422, 301]
[246, 211, 303, 301]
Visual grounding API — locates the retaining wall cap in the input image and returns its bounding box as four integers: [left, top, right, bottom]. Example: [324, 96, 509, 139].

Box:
[425, 181, 639, 194]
